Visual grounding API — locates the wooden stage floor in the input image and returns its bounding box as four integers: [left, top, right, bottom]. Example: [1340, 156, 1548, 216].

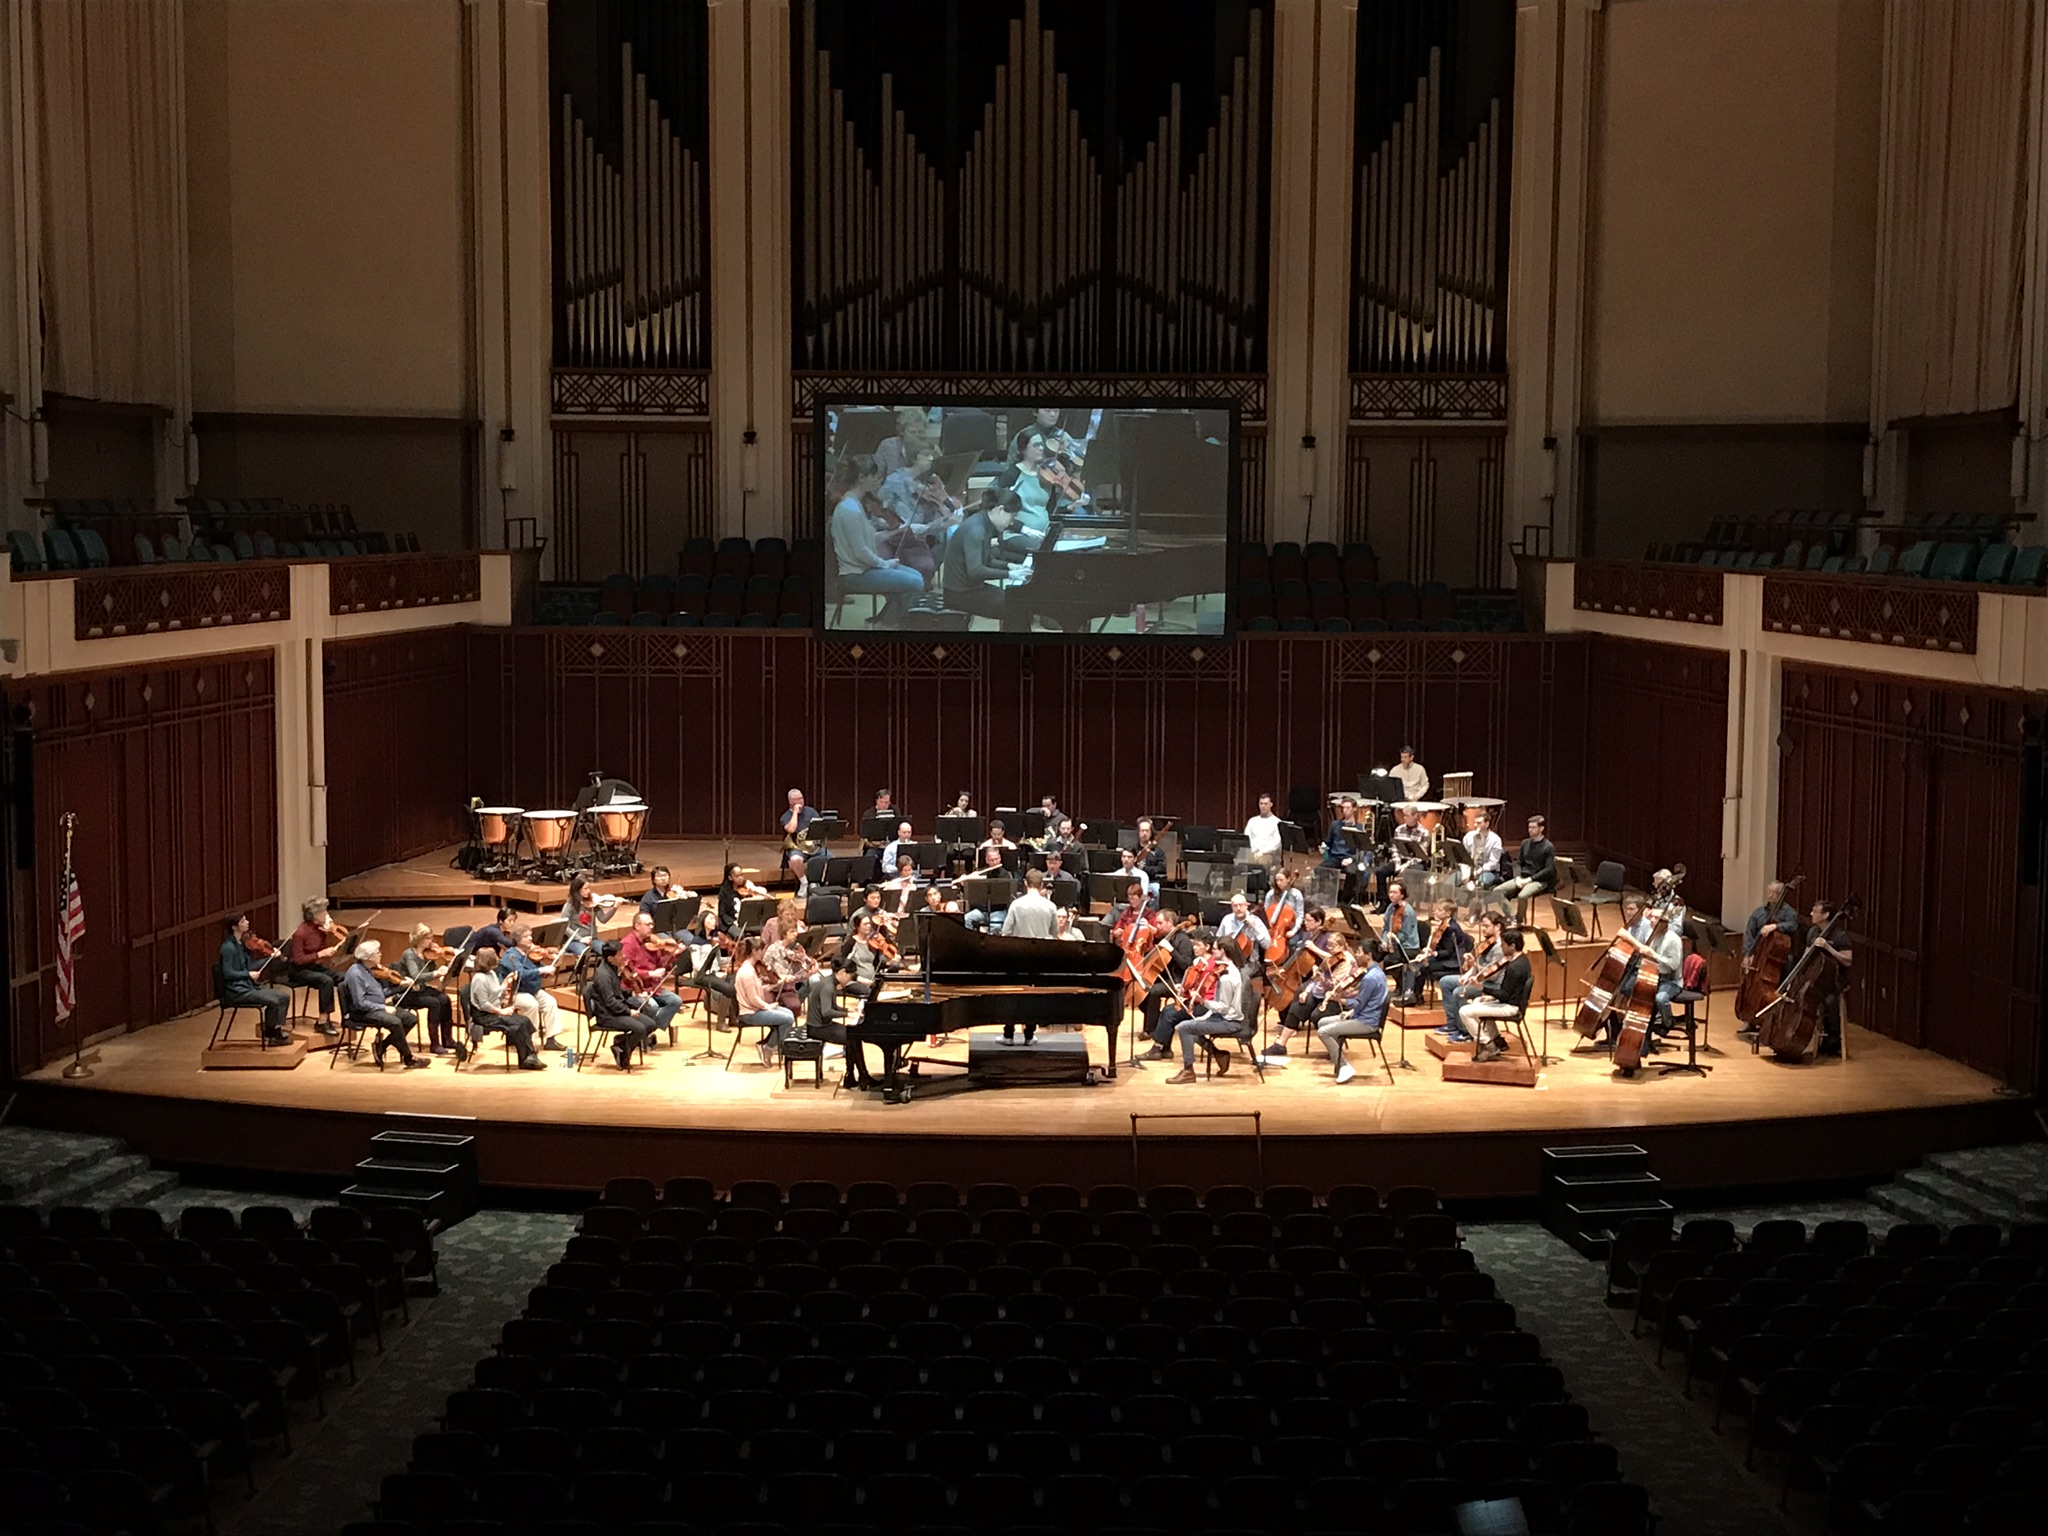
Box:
[19, 992, 2027, 1203]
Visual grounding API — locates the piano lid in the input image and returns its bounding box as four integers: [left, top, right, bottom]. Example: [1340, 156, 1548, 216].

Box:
[922, 912, 1124, 982]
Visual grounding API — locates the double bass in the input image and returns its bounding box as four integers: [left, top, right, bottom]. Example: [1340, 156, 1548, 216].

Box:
[1735, 880, 1803, 1026]
[1757, 896, 1859, 1059]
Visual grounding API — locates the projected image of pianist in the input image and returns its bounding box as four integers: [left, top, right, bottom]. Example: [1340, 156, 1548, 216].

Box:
[937, 492, 1030, 628]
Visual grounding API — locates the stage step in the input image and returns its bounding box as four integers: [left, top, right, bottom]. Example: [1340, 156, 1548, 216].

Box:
[1539, 1144, 1668, 1258]
[343, 1128, 479, 1228]
[1866, 1176, 1974, 1229]
[1923, 1145, 2048, 1219]
[0, 1127, 128, 1203]
[968, 1029, 1096, 1088]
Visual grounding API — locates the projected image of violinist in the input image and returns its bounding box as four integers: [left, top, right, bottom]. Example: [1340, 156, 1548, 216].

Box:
[820, 401, 1233, 638]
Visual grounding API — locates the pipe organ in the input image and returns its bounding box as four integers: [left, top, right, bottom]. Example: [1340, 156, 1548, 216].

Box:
[795, 0, 1271, 377]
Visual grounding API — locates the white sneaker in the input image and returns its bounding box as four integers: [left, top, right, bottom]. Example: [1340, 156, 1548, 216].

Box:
[822, 1044, 844, 1060]
[756, 1041, 772, 1066]
[1335, 1062, 1356, 1085]
[1258, 1048, 1289, 1069]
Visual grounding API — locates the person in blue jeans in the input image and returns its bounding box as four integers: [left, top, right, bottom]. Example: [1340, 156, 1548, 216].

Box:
[828, 453, 925, 625]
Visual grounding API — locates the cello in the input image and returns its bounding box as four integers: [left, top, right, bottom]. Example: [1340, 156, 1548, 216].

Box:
[1735, 879, 1803, 1026]
[1757, 896, 1859, 1059]
[1611, 867, 1687, 1073]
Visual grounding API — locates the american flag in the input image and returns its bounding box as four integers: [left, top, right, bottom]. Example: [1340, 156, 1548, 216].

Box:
[54, 860, 84, 1022]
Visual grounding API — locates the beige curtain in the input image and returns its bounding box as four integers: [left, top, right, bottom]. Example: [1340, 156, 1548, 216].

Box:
[1882, 0, 2033, 421]
[35, 0, 184, 408]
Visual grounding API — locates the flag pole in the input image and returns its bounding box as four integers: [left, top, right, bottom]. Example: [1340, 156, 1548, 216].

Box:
[59, 811, 89, 1080]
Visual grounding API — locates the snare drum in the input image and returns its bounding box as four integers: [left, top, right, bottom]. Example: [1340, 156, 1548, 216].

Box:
[476, 807, 524, 848]
[525, 810, 578, 853]
[594, 801, 649, 848]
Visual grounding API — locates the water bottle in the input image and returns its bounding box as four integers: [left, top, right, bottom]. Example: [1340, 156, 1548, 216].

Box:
[564, 1044, 576, 1069]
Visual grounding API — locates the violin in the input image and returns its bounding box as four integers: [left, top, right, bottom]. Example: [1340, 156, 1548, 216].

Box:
[865, 930, 899, 965]
[1038, 461, 1085, 503]
[863, 487, 903, 531]
[246, 934, 278, 957]
[419, 938, 456, 965]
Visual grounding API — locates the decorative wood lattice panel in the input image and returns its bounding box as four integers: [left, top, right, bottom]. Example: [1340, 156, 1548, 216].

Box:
[1762, 574, 1977, 654]
[1349, 374, 1508, 421]
[329, 555, 481, 615]
[74, 565, 291, 639]
[1573, 562, 1725, 626]
[551, 368, 712, 417]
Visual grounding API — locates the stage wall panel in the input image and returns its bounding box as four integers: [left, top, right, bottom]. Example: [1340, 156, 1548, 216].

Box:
[1579, 636, 1730, 917]
[1777, 664, 2043, 1087]
[323, 631, 473, 880]
[6, 655, 278, 1074]
[461, 630, 1592, 857]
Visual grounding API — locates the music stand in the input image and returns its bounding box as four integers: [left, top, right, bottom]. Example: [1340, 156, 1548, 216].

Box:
[1047, 874, 1084, 909]
[1087, 871, 1130, 909]
[1279, 823, 1312, 855]
[824, 854, 877, 888]
[809, 815, 848, 848]
[860, 814, 898, 845]
[1550, 897, 1592, 946]
[936, 815, 984, 847]
[650, 896, 702, 935]
[736, 896, 778, 935]
[1017, 810, 1049, 840]
[1528, 926, 1568, 1065]
[1084, 819, 1124, 848]
[1160, 887, 1204, 918]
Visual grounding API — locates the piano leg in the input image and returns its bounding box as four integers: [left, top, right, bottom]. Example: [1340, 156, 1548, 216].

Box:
[1103, 1021, 1119, 1078]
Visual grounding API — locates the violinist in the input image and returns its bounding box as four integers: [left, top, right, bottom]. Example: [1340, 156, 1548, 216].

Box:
[715, 863, 767, 933]
[637, 865, 697, 924]
[1316, 938, 1390, 1085]
[1801, 900, 1851, 1059]
[1379, 879, 1421, 964]
[1008, 406, 1070, 464]
[471, 905, 518, 957]
[219, 914, 293, 1045]
[731, 937, 792, 1068]
[560, 878, 606, 958]
[1406, 900, 1472, 1009]
[763, 910, 838, 1030]
[1262, 916, 1357, 1065]
[396, 923, 457, 1055]
[339, 940, 432, 1069]
[1144, 928, 1222, 1061]
[503, 921, 567, 1051]
[1462, 928, 1534, 1064]
[854, 884, 894, 935]
[620, 913, 686, 1038]
[286, 898, 344, 1037]
[1437, 911, 1504, 1045]
[583, 941, 654, 1071]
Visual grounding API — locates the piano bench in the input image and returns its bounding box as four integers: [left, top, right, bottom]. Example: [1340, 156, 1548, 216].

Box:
[782, 1034, 826, 1089]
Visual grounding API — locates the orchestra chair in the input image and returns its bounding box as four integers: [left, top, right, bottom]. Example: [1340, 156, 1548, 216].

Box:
[575, 982, 645, 1074]
[208, 963, 274, 1052]
[1654, 952, 1712, 1078]
[1200, 1016, 1264, 1082]
[450, 988, 515, 1072]
[1585, 862, 1628, 936]
[724, 1008, 783, 1073]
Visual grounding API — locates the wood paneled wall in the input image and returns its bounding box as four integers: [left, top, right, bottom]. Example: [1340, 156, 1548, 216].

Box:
[1578, 636, 1730, 916]
[5, 655, 278, 1074]
[463, 631, 1590, 846]
[1778, 665, 2043, 1088]
[323, 631, 474, 881]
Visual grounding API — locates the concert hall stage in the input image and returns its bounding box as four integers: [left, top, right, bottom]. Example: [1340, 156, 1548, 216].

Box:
[16, 1005, 2026, 1205]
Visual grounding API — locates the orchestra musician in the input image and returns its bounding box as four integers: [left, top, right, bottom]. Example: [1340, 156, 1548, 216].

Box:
[1041, 816, 1084, 857]
[1260, 913, 1356, 1065]
[961, 845, 1012, 931]
[1802, 899, 1851, 1059]
[1322, 796, 1367, 901]
[977, 821, 1018, 856]
[788, 855, 813, 902]
[1592, 896, 1684, 1057]
[461, 944, 542, 1067]
[397, 923, 457, 1055]
[469, 905, 517, 957]
[1008, 437, 1078, 539]
[731, 936, 793, 1067]
[763, 911, 839, 1032]
[1054, 908, 1084, 941]
[1243, 794, 1284, 863]
[937, 490, 1029, 626]
[947, 790, 977, 818]
[504, 921, 567, 1050]
[1436, 911, 1506, 1046]
[1263, 868, 1307, 961]
[218, 913, 293, 1045]
[1143, 926, 1220, 1061]
[1134, 818, 1169, 885]
[1316, 938, 1391, 1085]
[621, 914, 686, 1038]
[1392, 746, 1430, 802]
[1164, 933, 1252, 1083]
[560, 878, 606, 958]
[1462, 810, 1505, 893]
[1461, 928, 1534, 1064]
[637, 865, 697, 927]
[874, 405, 936, 477]
[828, 454, 925, 625]
[1492, 816, 1557, 907]
[1116, 844, 1157, 903]
[879, 822, 916, 874]
[584, 940, 656, 1071]
[1402, 899, 1472, 1008]
[780, 788, 828, 872]
[715, 863, 768, 933]
[1040, 849, 1082, 908]
[876, 446, 963, 570]
[339, 940, 433, 1069]
[1743, 880, 1801, 960]
[286, 898, 345, 1036]
[1008, 405, 1071, 463]
[1214, 892, 1270, 969]
[1379, 879, 1421, 964]
[882, 858, 921, 917]
[922, 882, 961, 916]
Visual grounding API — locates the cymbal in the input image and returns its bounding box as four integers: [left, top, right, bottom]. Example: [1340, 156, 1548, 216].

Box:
[1392, 800, 1447, 812]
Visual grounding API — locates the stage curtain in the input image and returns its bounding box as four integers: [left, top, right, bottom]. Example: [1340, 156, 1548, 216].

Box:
[1881, 0, 2032, 422]
[34, 0, 184, 407]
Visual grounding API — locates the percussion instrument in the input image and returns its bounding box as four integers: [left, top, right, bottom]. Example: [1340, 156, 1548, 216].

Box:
[1456, 795, 1506, 831]
[1440, 771, 1475, 801]
[1393, 800, 1447, 833]
[476, 806, 523, 850]
[525, 810, 577, 854]
[593, 801, 649, 849]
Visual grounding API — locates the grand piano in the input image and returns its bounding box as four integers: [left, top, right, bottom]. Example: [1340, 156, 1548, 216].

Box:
[853, 914, 1128, 1101]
